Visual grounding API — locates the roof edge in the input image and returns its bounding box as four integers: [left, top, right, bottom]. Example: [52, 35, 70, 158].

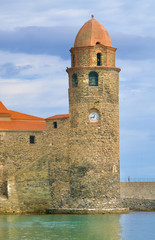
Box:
[46, 114, 69, 120]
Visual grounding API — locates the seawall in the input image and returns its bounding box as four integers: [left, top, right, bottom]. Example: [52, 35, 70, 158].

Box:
[120, 182, 155, 211]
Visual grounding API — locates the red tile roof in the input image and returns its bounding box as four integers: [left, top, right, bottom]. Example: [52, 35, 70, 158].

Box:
[9, 110, 44, 120]
[0, 102, 69, 131]
[46, 114, 69, 120]
[0, 101, 11, 117]
[0, 101, 9, 113]
[0, 120, 46, 131]
[0, 102, 46, 131]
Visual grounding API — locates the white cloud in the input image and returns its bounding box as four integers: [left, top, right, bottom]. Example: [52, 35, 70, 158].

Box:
[0, 51, 69, 117]
[0, 0, 154, 39]
[100, 0, 155, 37]
[0, 1, 88, 30]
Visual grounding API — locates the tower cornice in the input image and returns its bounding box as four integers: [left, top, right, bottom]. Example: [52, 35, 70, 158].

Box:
[66, 66, 121, 73]
[70, 44, 117, 53]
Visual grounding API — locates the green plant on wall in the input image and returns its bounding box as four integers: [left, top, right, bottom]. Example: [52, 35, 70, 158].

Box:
[94, 100, 100, 104]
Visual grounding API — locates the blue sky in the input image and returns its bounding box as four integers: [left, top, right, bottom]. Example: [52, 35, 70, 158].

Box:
[0, 0, 155, 179]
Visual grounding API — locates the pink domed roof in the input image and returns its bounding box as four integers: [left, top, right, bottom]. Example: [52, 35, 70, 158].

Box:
[74, 17, 112, 48]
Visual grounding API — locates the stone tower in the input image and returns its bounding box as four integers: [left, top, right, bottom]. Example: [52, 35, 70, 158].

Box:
[67, 16, 121, 209]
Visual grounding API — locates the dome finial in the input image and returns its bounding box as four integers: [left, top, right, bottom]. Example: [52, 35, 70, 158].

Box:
[91, 14, 94, 19]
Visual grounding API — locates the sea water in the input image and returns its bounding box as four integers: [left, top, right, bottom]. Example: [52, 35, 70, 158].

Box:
[0, 212, 154, 240]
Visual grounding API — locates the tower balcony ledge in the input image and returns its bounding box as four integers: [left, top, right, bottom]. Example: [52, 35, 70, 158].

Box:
[66, 66, 121, 73]
[70, 45, 117, 52]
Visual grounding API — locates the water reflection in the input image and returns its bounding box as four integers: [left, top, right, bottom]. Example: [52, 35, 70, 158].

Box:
[0, 214, 122, 240]
[120, 212, 155, 240]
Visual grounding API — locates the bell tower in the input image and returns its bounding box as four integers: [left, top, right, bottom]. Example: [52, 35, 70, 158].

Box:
[67, 16, 121, 209]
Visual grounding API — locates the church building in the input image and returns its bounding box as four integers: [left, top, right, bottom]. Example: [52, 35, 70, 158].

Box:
[0, 16, 127, 213]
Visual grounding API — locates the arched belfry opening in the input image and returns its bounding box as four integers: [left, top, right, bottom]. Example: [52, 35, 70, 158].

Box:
[72, 54, 75, 67]
[97, 53, 101, 66]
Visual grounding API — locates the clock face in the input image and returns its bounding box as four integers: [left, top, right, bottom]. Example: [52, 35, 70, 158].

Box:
[89, 112, 99, 122]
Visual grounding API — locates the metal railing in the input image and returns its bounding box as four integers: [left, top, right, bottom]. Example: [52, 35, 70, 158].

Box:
[121, 178, 155, 182]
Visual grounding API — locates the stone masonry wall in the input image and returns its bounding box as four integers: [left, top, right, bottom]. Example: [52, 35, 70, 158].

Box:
[44, 118, 70, 209]
[71, 45, 116, 68]
[120, 182, 155, 210]
[0, 117, 71, 213]
[0, 156, 52, 214]
[0, 130, 46, 197]
[120, 182, 155, 199]
[77, 49, 90, 67]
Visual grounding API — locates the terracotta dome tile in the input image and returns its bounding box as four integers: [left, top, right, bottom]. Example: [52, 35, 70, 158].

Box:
[74, 18, 112, 48]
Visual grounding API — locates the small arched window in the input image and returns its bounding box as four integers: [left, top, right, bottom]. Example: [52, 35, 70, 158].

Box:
[72, 54, 75, 67]
[89, 71, 98, 86]
[72, 73, 78, 88]
[97, 53, 101, 66]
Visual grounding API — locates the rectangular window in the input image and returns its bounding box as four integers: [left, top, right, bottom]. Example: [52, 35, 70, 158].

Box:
[30, 136, 35, 144]
[53, 121, 57, 128]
